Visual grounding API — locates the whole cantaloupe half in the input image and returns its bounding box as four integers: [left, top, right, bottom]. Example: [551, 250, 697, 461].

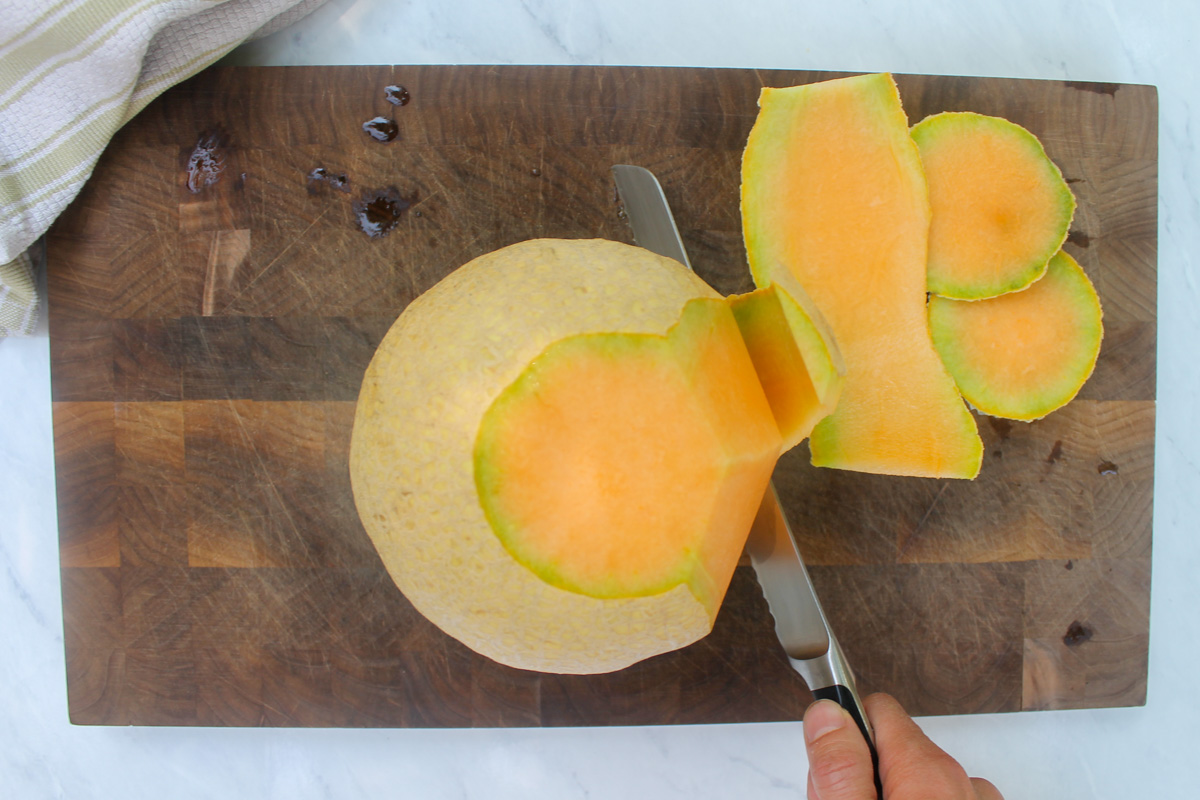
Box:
[929, 249, 1103, 421]
[350, 238, 839, 674]
[911, 111, 1076, 300]
[741, 73, 983, 479]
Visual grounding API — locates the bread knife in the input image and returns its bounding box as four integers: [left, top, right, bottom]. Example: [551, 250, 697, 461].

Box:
[612, 164, 880, 793]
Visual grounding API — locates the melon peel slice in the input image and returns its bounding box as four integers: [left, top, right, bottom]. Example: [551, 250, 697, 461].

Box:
[727, 283, 845, 451]
[929, 250, 1103, 421]
[350, 238, 842, 674]
[911, 111, 1076, 300]
[741, 72, 983, 479]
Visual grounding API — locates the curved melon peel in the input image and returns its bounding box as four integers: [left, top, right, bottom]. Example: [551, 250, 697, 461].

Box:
[912, 111, 1076, 300]
[728, 283, 845, 451]
[741, 73, 982, 479]
[350, 238, 842, 674]
[929, 250, 1102, 421]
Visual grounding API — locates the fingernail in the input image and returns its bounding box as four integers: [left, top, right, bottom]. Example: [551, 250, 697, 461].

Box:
[804, 699, 850, 743]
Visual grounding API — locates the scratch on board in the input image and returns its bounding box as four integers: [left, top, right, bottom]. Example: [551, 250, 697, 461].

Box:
[223, 400, 305, 559]
[896, 481, 949, 560]
[221, 205, 330, 309]
[202, 229, 251, 315]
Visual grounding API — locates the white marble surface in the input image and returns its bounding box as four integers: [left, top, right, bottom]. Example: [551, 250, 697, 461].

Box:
[2, 0, 1196, 796]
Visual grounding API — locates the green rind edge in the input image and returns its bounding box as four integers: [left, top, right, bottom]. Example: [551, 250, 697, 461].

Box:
[742, 74, 983, 480]
[474, 331, 704, 600]
[928, 250, 1103, 421]
[912, 111, 1077, 300]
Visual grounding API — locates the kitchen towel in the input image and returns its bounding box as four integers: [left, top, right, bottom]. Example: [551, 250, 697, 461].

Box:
[0, 0, 326, 337]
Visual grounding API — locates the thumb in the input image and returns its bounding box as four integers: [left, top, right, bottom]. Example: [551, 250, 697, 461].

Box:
[803, 699, 877, 800]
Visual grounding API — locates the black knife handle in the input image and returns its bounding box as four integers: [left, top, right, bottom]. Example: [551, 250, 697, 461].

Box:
[812, 684, 883, 798]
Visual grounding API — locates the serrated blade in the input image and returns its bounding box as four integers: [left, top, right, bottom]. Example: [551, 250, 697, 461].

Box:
[744, 484, 831, 660]
[612, 164, 878, 791]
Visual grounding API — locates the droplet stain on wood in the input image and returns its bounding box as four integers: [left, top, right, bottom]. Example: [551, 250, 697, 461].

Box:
[385, 85, 411, 106]
[1046, 440, 1064, 464]
[353, 187, 416, 238]
[1067, 230, 1091, 248]
[531, 167, 542, 177]
[1063, 620, 1094, 647]
[1098, 460, 1119, 475]
[1065, 559, 1073, 570]
[307, 167, 350, 193]
[185, 130, 225, 193]
[362, 116, 399, 142]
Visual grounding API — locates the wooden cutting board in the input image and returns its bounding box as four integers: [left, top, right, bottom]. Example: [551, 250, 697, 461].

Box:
[46, 66, 1156, 726]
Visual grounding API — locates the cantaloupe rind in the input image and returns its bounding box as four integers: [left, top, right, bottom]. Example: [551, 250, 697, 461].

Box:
[741, 73, 983, 479]
[728, 283, 845, 451]
[928, 250, 1103, 421]
[912, 111, 1076, 300]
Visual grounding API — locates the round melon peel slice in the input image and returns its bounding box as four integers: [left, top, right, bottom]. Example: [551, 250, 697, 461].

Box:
[928, 249, 1102, 421]
[912, 111, 1076, 300]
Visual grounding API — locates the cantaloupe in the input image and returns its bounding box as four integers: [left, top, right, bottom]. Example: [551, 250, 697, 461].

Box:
[741, 73, 983, 479]
[928, 249, 1102, 421]
[911, 111, 1075, 299]
[350, 238, 840, 674]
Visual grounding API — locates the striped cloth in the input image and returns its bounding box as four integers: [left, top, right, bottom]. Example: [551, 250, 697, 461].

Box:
[0, 0, 326, 337]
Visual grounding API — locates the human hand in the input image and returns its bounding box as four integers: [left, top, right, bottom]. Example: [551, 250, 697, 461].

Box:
[802, 693, 1003, 800]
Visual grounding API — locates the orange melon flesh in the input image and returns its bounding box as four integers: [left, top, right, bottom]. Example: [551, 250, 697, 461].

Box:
[929, 250, 1103, 421]
[727, 284, 845, 451]
[475, 297, 782, 604]
[912, 112, 1076, 299]
[741, 73, 982, 478]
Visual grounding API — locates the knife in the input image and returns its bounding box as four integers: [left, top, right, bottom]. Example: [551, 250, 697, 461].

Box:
[612, 164, 881, 793]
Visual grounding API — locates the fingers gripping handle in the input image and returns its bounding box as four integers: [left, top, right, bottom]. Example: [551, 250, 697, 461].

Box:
[811, 684, 883, 798]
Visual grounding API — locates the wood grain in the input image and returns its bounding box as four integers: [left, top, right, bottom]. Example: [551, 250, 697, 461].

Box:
[47, 66, 1156, 726]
